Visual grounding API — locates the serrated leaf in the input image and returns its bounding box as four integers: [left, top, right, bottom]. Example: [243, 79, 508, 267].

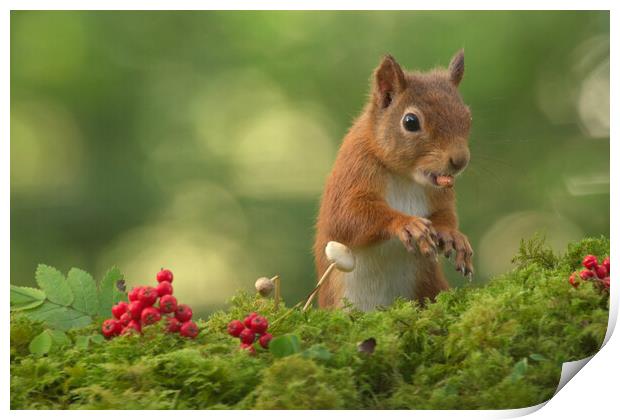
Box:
[11, 299, 45, 311]
[25, 301, 92, 331]
[49, 330, 71, 350]
[29, 330, 53, 356]
[10, 285, 46, 311]
[75, 335, 90, 350]
[98, 266, 126, 317]
[67, 268, 99, 316]
[35, 265, 73, 306]
[269, 334, 301, 358]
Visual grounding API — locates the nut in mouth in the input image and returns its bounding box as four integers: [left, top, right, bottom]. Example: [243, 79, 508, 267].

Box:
[426, 172, 455, 188]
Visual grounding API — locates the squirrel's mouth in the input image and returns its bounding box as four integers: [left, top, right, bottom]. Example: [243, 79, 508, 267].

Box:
[426, 172, 454, 188]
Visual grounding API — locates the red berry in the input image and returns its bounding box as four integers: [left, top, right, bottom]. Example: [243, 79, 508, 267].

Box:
[159, 295, 178, 313]
[128, 300, 144, 320]
[180, 321, 199, 338]
[141, 307, 162, 325]
[128, 286, 143, 302]
[138, 286, 158, 306]
[123, 320, 142, 334]
[111, 301, 129, 319]
[157, 269, 174, 283]
[243, 312, 258, 328]
[582, 255, 598, 270]
[156, 281, 173, 297]
[240, 342, 256, 355]
[250, 316, 269, 334]
[579, 269, 595, 280]
[603, 257, 610, 273]
[259, 332, 273, 349]
[102, 319, 121, 338]
[227, 320, 245, 337]
[239, 328, 256, 345]
[175, 304, 193, 322]
[166, 317, 182, 333]
[119, 312, 133, 326]
[569, 274, 579, 288]
[595, 265, 608, 279]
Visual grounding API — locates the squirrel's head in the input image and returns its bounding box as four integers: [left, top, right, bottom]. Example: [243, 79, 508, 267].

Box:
[368, 50, 471, 189]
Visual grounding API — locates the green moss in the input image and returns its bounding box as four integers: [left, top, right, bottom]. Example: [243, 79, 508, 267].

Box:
[245, 356, 359, 409]
[10, 236, 609, 409]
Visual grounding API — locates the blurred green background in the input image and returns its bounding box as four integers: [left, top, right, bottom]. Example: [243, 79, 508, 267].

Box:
[10, 11, 609, 317]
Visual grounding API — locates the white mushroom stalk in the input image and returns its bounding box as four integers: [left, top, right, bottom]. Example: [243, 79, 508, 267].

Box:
[303, 241, 355, 311]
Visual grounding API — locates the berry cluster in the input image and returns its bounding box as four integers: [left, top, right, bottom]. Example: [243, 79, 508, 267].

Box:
[101, 269, 200, 339]
[569, 254, 610, 292]
[227, 312, 273, 354]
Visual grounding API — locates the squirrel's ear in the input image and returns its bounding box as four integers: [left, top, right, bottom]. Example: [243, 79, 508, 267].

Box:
[448, 49, 465, 87]
[373, 55, 406, 108]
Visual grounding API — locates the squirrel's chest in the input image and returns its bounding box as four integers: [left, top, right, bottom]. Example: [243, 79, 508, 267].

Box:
[343, 175, 430, 311]
[384, 174, 430, 217]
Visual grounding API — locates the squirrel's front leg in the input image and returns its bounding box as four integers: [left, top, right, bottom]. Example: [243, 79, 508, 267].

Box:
[429, 209, 474, 276]
[388, 214, 438, 258]
[327, 193, 437, 257]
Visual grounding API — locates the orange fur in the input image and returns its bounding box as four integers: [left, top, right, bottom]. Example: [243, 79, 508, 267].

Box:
[314, 51, 473, 310]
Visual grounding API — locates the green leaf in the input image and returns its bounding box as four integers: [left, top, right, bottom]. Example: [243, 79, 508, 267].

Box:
[510, 358, 529, 383]
[98, 266, 126, 317]
[35, 265, 73, 306]
[29, 330, 53, 356]
[75, 335, 90, 350]
[25, 301, 92, 331]
[10, 285, 46, 311]
[75, 333, 106, 350]
[49, 330, 71, 350]
[67, 268, 99, 316]
[301, 344, 332, 361]
[529, 353, 549, 362]
[269, 334, 301, 358]
[89, 334, 105, 344]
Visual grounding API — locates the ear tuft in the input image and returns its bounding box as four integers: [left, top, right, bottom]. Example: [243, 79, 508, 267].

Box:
[448, 49, 465, 86]
[373, 54, 406, 108]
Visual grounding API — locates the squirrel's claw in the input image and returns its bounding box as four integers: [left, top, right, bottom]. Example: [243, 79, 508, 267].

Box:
[436, 228, 474, 278]
[398, 217, 437, 258]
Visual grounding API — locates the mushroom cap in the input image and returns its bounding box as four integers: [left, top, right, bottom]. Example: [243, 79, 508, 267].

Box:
[325, 241, 355, 272]
[254, 277, 274, 297]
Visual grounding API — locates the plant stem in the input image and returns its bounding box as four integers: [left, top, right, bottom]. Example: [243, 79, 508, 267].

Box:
[272, 275, 281, 308]
[303, 263, 336, 311]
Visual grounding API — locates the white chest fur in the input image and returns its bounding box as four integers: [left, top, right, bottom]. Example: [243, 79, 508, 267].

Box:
[343, 174, 429, 311]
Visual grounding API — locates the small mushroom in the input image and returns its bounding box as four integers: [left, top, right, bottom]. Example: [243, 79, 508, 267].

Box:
[303, 241, 355, 311]
[255, 277, 274, 297]
[325, 241, 356, 272]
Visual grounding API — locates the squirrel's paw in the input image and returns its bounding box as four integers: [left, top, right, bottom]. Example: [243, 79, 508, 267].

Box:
[436, 229, 474, 277]
[395, 216, 437, 258]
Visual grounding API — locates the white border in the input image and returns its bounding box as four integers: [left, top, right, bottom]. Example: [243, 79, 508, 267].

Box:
[3, 2, 616, 418]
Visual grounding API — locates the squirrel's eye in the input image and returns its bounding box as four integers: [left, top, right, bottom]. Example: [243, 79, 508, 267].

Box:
[402, 113, 421, 132]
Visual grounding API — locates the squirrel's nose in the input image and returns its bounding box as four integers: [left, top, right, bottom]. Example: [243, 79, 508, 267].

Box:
[449, 155, 469, 172]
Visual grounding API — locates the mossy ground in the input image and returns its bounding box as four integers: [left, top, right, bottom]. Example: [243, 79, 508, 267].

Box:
[10, 236, 610, 409]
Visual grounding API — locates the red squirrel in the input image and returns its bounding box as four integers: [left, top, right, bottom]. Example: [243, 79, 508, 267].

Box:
[314, 51, 473, 311]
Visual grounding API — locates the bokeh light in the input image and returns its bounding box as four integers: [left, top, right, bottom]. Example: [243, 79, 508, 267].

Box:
[10, 11, 609, 315]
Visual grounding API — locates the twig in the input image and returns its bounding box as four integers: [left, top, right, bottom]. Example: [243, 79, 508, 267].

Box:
[272, 275, 281, 308]
[303, 263, 336, 311]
